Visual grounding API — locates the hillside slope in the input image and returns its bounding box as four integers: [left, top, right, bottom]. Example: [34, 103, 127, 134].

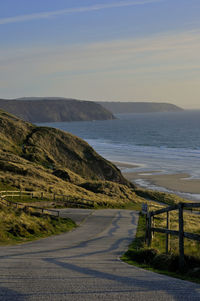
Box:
[0, 97, 115, 123]
[0, 110, 139, 207]
[98, 102, 183, 114]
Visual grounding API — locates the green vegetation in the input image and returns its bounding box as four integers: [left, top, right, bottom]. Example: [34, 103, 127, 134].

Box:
[135, 187, 190, 206]
[148, 203, 200, 257]
[4, 188, 142, 211]
[0, 203, 76, 245]
[122, 211, 200, 283]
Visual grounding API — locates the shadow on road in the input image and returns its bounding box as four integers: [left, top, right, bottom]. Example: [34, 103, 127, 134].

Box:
[0, 286, 25, 300]
[45, 257, 200, 300]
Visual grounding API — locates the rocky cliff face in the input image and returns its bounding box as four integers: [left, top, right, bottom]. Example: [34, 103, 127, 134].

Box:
[0, 97, 115, 123]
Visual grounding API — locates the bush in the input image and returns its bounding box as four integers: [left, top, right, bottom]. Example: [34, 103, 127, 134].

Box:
[151, 253, 179, 272]
[126, 248, 158, 264]
[187, 268, 200, 278]
[184, 255, 200, 270]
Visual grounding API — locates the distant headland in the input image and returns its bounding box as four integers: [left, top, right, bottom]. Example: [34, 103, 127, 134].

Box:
[98, 101, 184, 114]
[0, 97, 115, 123]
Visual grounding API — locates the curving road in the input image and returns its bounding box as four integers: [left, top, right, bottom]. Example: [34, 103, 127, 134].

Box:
[0, 209, 200, 300]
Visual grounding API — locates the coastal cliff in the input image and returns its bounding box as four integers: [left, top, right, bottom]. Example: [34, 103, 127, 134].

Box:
[98, 101, 183, 114]
[0, 109, 138, 206]
[0, 97, 115, 123]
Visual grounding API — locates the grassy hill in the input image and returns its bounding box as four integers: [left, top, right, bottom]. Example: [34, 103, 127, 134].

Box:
[0, 97, 115, 123]
[0, 109, 142, 207]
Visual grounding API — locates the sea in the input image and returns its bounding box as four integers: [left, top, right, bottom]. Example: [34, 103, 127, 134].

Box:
[38, 110, 200, 201]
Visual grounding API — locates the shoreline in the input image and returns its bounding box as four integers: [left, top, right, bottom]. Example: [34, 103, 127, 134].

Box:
[112, 161, 141, 169]
[113, 161, 200, 201]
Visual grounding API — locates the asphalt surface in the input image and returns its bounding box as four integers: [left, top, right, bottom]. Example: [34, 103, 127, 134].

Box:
[0, 209, 200, 300]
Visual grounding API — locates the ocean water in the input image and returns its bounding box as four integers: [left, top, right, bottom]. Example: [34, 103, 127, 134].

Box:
[38, 110, 200, 200]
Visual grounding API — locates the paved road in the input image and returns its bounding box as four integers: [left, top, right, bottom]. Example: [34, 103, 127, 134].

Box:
[0, 209, 200, 300]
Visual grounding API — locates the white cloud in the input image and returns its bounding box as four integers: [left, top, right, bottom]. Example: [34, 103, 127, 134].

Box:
[0, 0, 163, 25]
[1, 29, 200, 108]
[1, 29, 200, 75]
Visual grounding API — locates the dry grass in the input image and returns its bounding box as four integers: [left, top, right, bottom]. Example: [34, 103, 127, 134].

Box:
[135, 187, 192, 205]
[0, 109, 140, 209]
[147, 203, 200, 258]
[0, 203, 76, 245]
[122, 211, 200, 283]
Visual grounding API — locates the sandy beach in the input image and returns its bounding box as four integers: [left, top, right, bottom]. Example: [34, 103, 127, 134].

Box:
[123, 171, 200, 194]
[113, 162, 200, 197]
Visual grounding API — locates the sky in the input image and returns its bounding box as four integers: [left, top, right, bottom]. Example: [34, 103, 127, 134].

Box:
[0, 0, 200, 109]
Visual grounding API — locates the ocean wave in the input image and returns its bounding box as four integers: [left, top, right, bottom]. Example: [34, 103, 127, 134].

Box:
[86, 138, 200, 178]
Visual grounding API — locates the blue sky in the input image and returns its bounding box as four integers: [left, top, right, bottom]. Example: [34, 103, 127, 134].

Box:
[0, 0, 200, 108]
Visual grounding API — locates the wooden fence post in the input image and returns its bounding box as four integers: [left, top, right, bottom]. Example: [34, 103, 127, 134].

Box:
[41, 192, 43, 200]
[166, 211, 170, 254]
[178, 203, 185, 270]
[145, 213, 148, 243]
[147, 212, 152, 247]
[142, 203, 148, 244]
[152, 216, 154, 239]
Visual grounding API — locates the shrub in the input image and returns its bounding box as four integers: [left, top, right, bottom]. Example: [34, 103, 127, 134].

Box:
[126, 248, 158, 264]
[151, 253, 179, 272]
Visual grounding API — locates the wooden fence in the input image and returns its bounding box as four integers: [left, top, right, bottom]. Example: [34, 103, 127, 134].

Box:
[0, 191, 61, 217]
[144, 202, 200, 269]
[0, 190, 95, 217]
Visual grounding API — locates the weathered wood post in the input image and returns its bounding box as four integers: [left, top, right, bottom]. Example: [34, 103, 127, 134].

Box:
[152, 216, 154, 239]
[142, 203, 148, 243]
[145, 213, 148, 244]
[166, 211, 170, 254]
[178, 203, 185, 270]
[147, 212, 152, 247]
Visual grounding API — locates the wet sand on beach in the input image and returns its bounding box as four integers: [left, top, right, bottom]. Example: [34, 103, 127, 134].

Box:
[113, 161, 200, 195]
[123, 171, 200, 194]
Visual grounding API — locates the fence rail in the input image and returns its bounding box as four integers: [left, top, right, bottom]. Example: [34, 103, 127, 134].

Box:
[0, 190, 95, 217]
[0, 193, 60, 217]
[144, 202, 200, 270]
